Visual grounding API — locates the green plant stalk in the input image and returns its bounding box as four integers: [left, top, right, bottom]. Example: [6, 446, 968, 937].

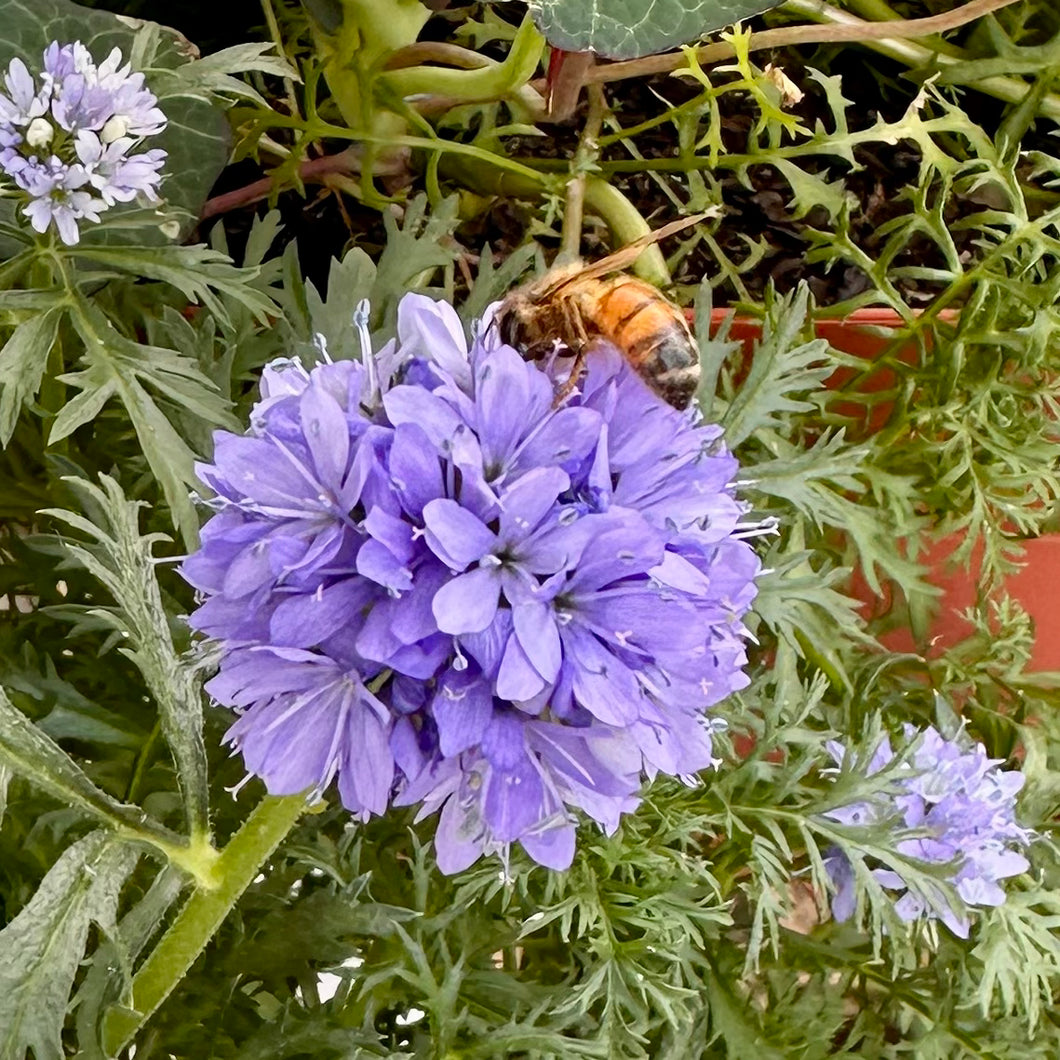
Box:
[558, 83, 607, 266]
[308, 0, 430, 203]
[439, 151, 671, 286]
[380, 16, 545, 106]
[102, 793, 308, 1055]
[835, 0, 962, 55]
[583, 177, 670, 286]
[781, 0, 1060, 121]
[258, 107, 673, 284]
[312, 0, 430, 128]
[260, 0, 302, 120]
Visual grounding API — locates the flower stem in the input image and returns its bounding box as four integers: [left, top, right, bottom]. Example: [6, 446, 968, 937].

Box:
[101, 793, 308, 1055]
[583, 177, 670, 287]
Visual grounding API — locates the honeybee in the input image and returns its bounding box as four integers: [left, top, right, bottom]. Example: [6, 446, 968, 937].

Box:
[495, 214, 706, 408]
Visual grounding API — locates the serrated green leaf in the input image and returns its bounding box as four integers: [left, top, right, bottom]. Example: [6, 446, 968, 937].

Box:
[771, 159, 852, 222]
[0, 307, 62, 446]
[75, 867, 186, 1060]
[719, 289, 832, 449]
[459, 242, 538, 328]
[0, 831, 136, 1060]
[2, 652, 145, 751]
[44, 475, 211, 841]
[153, 42, 300, 108]
[56, 299, 236, 547]
[0, 685, 177, 842]
[65, 244, 276, 326]
[530, 0, 782, 60]
[973, 890, 1060, 1031]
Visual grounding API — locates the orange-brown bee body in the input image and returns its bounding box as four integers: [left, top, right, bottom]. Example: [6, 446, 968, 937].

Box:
[495, 217, 705, 409]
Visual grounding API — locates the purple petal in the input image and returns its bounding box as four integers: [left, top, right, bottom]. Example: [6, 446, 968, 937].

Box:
[433, 674, 493, 756]
[497, 467, 569, 544]
[563, 628, 641, 725]
[384, 385, 462, 449]
[299, 383, 349, 489]
[482, 755, 544, 842]
[356, 538, 414, 592]
[512, 600, 562, 683]
[388, 423, 443, 517]
[496, 633, 549, 702]
[338, 708, 394, 815]
[423, 499, 495, 570]
[396, 292, 472, 389]
[270, 579, 375, 647]
[364, 506, 416, 562]
[432, 567, 501, 634]
[482, 711, 527, 769]
[435, 792, 486, 874]
[517, 406, 602, 471]
[520, 820, 576, 870]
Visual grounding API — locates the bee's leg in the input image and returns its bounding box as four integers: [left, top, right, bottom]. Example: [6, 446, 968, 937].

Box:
[552, 348, 588, 407]
[550, 298, 592, 406]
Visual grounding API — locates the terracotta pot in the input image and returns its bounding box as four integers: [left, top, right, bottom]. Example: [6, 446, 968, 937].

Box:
[708, 308, 1060, 671]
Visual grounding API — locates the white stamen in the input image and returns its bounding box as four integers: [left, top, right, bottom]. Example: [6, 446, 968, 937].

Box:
[353, 299, 378, 400]
[312, 332, 332, 363]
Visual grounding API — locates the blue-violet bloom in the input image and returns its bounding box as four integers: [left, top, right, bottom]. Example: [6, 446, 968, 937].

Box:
[183, 293, 761, 873]
[0, 42, 166, 244]
[823, 725, 1032, 937]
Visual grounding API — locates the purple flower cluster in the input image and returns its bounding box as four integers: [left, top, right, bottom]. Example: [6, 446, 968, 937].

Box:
[0, 42, 166, 244]
[823, 726, 1032, 937]
[182, 294, 760, 873]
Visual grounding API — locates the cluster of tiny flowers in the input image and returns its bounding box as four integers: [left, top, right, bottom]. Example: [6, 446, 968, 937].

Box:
[182, 294, 760, 873]
[0, 42, 166, 244]
[823, 726, 1032, 937]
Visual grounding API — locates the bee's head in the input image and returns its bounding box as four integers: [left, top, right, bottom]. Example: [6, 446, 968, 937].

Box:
[494, 295, 533, 351]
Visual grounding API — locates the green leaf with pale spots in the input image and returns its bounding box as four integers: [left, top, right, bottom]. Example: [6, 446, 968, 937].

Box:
[529, 0, 783, 60]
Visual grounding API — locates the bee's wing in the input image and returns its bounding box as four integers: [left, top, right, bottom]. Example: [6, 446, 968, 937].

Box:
[537, 213, 709, 296]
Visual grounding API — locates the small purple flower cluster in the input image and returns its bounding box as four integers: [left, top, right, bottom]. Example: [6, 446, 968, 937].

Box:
[824, 726, 1031, 937]
[0, 42, 166, 244]
[183, 294, 760, 873]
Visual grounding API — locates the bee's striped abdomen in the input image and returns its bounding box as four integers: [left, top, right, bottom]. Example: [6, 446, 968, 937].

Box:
[594, 278, 700, 408]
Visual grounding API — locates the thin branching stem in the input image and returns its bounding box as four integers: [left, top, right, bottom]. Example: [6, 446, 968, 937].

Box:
[586, 0, 1021, 84]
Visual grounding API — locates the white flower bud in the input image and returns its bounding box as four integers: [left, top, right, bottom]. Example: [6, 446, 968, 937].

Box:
[100, 115, 130, 144]
[25, 117, 54, 149]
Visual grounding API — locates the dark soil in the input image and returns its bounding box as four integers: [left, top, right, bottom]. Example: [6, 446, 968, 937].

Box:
[88, 0, 1060, 308]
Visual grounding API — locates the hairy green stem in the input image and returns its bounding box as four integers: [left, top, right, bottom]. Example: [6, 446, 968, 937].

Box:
[102, 794, 308, 1055]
